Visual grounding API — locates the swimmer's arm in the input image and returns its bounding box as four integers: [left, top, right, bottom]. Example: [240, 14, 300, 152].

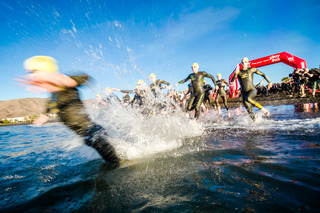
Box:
[175, 75, 190, 87]
[111, 88, 134, 93]
[160, 79, 170, 86]
[254, 69, 271, 84]
[231, 64, 240, 82]
[16, 72, 79, 93]
[33, 114, 49, 126]
[160, 80, 172, 90]
[120, 89, 135, 94]
[69, 75, 89, 87]
[35, 72, 79, 88]
[202, 72, 217, 86]
[203, 72, 217, 90]
[224, 79, 230, 87]
[254, 69, 272, 89]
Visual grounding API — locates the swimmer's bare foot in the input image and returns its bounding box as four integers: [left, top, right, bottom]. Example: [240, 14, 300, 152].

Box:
[261, 108, 270, 116]
[227, 111, 231, 118]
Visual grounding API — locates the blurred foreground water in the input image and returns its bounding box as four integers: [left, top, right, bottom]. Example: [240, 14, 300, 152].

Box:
[1, 103, 320, 212]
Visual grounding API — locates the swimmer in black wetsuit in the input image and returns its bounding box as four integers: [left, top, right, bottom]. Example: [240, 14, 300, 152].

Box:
[113, 80, 148, 107]
[104, 87, 121, 104]
[215, 73, 230, 117]
[231, 57, 272, 121]
[203, 80, 214, 110]
[121, 93, 131, 106]
[95, 93, 108, 109]
[174, 63, 218, 120]
[149, 73, 172, 97]
[19, 56, 119, 164]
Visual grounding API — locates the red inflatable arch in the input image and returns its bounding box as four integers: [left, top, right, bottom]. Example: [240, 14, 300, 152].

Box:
[228, 52, 307, 98]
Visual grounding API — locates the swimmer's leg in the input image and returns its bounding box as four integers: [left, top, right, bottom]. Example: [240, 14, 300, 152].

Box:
[222, 95, 230, 117]
[187, 96, 196, 112]
[84, 124, 120, 164]
[215, 94, 222, 115]
[247, 89, 270, 116]
[194, 93, 204, 120]
[242, 92, 255, 121]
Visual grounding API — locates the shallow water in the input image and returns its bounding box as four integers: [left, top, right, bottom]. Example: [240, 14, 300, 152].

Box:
[1, 103, 320, 212]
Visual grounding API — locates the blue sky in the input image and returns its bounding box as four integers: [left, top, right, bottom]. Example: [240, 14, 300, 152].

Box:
[0, 0, 319, 101]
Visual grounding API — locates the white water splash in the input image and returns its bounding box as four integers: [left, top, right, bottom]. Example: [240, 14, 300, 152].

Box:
[86, 100, 204, 160]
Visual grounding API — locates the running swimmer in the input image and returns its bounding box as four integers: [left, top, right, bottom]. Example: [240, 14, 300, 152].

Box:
[231, 57, 272, 121]
[174, 63, 218, 120]
[18, 56, 119, 164]
[149, 73, 172, 97]
[215, 73, 231, 117]
[203, 80, 214, 111]
[112, 80, 148, 108]
[104, 87, 121, 104]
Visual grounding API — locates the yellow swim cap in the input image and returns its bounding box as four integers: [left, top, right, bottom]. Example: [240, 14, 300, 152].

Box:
[217, 73, 222, 77]
[150, 73, 156, 78]
[242, 57, 249, 63]
[203, 80, 206, 83]
[24, 56, 58, 73]
[105, 87, 111, 91]
[96, 93, 102, 97]
[137, 79, 144, 85]
[192, 63, 199, 68]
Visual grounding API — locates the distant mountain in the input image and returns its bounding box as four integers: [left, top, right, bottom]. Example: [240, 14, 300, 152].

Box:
[0, 98, 47, 119]
[0, 98, 95, 119]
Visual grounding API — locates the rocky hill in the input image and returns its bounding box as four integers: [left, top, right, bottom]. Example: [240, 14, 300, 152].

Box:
[0, 98, 48, 119]
[0, 98, 95, 119]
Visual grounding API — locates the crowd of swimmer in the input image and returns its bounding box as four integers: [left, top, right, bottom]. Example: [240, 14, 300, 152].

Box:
[95, 59, 320, 122]
[19, 55, 320, 164]
[95, 58, 275, 122]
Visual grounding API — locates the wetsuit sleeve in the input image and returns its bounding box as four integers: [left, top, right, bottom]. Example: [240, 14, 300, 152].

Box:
[120, 89, 135, 94]
[178, 75, 191, 84]
[224, 79, 230, 86]
[254, 68, 271, 84]
[160, 80, 170, 86]
[70, 75, 89, 86]
[231, 72, 238, 82]
[203, 72, 217, 85]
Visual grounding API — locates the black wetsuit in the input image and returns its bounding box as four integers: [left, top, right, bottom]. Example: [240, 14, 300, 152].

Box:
[178, 71, 217, 119]
[122, 94, 130, 104]
[215, 79, 230, 110]
[231, 68, 271, 121]
[150, 79, 170, 97]
[46, 75, 119, 163]
[203, 83, 214, 107]
[120, 89, 146, 107]
[97, 98, 108, 108]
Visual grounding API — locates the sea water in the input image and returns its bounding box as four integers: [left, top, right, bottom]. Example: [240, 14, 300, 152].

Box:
[0, 103, 319, 212]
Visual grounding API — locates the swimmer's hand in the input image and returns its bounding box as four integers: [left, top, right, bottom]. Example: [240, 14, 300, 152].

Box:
[16, 72, 78, 93]
[174, 83, 179, 87]
[33, 114, 49, 126]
